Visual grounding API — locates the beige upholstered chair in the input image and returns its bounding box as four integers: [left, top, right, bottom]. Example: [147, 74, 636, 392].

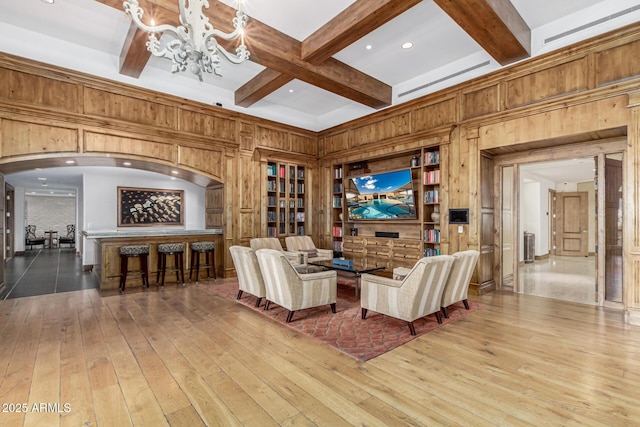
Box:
[255, 248, 337, 323]
[250, 237, 304, 265]
[229, 245, 267, 307]
[360, 255, 455, 335]
[284, 235, 333, 263]
[441, 250, 480, 318]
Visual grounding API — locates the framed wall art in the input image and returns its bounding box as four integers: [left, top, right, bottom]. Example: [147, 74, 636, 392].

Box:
[118, 187, 184, 226]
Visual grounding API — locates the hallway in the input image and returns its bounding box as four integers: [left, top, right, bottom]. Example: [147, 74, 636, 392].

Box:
[519, 255, 596, 306]
[1, 248, 99, 299]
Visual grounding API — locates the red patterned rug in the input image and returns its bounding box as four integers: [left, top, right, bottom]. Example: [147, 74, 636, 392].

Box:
[213, 276, 480, 361]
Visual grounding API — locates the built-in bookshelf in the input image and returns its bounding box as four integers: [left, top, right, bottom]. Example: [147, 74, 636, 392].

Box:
[266, 161, 305, 237]
[423, 147, 441, 257]
[332, 164, 343, 255]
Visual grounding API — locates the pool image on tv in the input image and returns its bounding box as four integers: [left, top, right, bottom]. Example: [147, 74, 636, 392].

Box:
[346, 169, 417, 220]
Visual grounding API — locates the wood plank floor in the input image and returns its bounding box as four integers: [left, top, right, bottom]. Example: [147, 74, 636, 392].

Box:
[1, 278, 639, 426]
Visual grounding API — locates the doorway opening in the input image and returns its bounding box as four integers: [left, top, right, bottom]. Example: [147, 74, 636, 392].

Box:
[498, 151, 624, 307]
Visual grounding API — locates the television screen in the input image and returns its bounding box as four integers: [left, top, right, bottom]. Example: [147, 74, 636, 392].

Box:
[346, 169, 417, 220]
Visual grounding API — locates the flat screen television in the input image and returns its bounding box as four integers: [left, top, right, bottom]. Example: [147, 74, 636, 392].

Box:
[345, 169, 417, 220]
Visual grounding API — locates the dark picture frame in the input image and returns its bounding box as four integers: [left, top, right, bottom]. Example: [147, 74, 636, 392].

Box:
[117, 186, 184, 226]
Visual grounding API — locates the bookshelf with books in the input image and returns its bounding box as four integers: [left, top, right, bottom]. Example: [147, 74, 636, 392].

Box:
[423, 147, 441, 257]
[266, 160, 306, 237]
[332, 164, 344, 255]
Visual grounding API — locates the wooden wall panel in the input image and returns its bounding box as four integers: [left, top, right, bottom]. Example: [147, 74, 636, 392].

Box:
[179, 110, 236, 142]
[322, 131, 349, 155]
[351, 112, 411, 147]
[84, 131, 174, 162]
[1, 120, 78, 156]
[239, 122, 255, 152]
[83, 87, 176, 129]
[0, 68, 78, 112]
[504, 58, 588, 109]
[179, 146, 223, 178]
[290, 133, 317, 156]
[256, 125, 288, 151]
[205, 186, 224, 229]
[412, 98, 457, 133]
[595, 39, 640, 87]
[479, 95, 630, 150]
[463, 85, 500, 120]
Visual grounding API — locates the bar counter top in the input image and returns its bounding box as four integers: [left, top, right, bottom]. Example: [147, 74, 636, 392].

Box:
[83, 229, 222, 239]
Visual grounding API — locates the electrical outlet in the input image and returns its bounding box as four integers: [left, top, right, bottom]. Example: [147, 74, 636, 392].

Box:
[458, 225, 463, 233]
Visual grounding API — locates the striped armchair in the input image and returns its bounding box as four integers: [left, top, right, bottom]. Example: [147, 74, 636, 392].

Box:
[285, 235, 333, 263]
[255, 248, 337, 323]
[441, 250, 480, 318]
[229, 246, 267, 307]
[250, 237, 305, 266]
[360, 255, 455, 335]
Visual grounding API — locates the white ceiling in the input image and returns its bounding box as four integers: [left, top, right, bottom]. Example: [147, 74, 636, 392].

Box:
[1, 0, 639, 132]
[1, 0, 638, 192]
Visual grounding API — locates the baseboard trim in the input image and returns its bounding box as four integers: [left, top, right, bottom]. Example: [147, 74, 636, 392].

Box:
[469, 280, 496, 296]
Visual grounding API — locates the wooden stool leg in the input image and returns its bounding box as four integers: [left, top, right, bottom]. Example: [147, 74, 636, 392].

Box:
[195, 251, 201, 284]
[189, 251, 196, 282]
[174, 253, 180, 283]
[210, 249, 217, 280]
[179, 252, 185, 285]
[155, 252, 162, 286]
[120, 255, 128, 293]
[160, 253, 167, 287]
[141, 254, 149, 289]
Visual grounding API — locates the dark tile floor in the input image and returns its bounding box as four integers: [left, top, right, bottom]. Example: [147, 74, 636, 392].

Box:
[1, 248, 99, 299]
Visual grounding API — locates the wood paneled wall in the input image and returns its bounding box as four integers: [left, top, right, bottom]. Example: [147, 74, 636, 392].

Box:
[317, 22, 640, 320]
[4, 22, 640, 321]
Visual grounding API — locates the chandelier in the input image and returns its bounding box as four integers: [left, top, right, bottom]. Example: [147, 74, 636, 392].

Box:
[123, 0, 250, 81]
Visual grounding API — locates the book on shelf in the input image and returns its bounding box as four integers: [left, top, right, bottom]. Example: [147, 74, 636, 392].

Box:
[424, 229, 440, 243]
[333, 241, 343, 252]
[423, 247, 441, 257]
[298, 169, 305, 179]
[296, 212, 305, 222]
[334, 167, 343, 179]
[279, 165, 286, 178]
[333, 182, 343, 193]
[297, 226, 305, 235]
[298, 198, 304, 207]
[333, 196, 342, 208]
[424, 190, 440, 204]
[267, 227, 277, 237]
[424, 150, 440, 165]
[332, 226, 342, 237]
[267, 164, 277, 176]
[297, 183, 304, 193]
[424, 170, 440, 184]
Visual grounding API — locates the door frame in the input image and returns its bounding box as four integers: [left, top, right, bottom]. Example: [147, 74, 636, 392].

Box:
[490, 138, 627, 306]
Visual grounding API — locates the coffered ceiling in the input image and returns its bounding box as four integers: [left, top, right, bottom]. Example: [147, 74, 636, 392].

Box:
[1, 0, 639, 132]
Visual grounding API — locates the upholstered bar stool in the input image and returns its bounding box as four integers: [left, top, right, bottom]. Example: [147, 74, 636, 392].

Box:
[189, 241, 216, 284]
[119, 244, 150, 293]
[156, 242, 185, 287]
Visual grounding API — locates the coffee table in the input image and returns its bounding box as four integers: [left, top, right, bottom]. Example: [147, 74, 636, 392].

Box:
[306, 259, 384, 298]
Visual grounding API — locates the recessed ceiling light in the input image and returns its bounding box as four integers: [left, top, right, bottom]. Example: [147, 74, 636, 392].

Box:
[289, 89, 294, 93]
[37, 177, 47, 181]
[365, 44, 372, 50]
[41, 0, 54, 4]
[401, 42, 413, 49]
[123, 161, 132, 166]
[65, 160, 75, 164]
[41, 183, 48, 187]
[171, 170, 179, 175]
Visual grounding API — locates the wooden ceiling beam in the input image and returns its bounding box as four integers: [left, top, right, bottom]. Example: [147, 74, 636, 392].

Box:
[235, 69, 293, 108]
[302, 0, 422, 65]
[99, 0, 392, 109]
[433, 0, 531, 65]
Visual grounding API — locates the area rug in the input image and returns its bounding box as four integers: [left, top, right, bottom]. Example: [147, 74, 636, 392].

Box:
[212, 277, 480, 361]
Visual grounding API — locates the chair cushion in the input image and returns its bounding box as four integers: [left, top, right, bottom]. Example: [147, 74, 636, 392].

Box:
[119, 245, 150, 256]
[191, 241, 215, 252]
[300, 249, 318, 258]
[158, 243, 184, 253]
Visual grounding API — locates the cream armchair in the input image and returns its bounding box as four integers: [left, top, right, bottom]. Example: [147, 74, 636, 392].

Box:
[229, 246, 267, 307]
[441, 250, 480, 318]
[284, 236, 333, 263]
[250, 237, 304, 265]
[255, 248, 337, 323]
[360, 255, 455, 335]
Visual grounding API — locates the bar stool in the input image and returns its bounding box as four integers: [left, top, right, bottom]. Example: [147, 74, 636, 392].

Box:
[189, 241, 216, 284]
[156, 243, 185, 287]
[119, 244, 150, 293]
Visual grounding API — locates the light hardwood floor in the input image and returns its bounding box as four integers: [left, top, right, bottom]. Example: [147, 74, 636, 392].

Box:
[1, 278, 639, 426]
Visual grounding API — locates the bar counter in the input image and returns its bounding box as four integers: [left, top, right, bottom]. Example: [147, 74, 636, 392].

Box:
[84, 229, 223, 291]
